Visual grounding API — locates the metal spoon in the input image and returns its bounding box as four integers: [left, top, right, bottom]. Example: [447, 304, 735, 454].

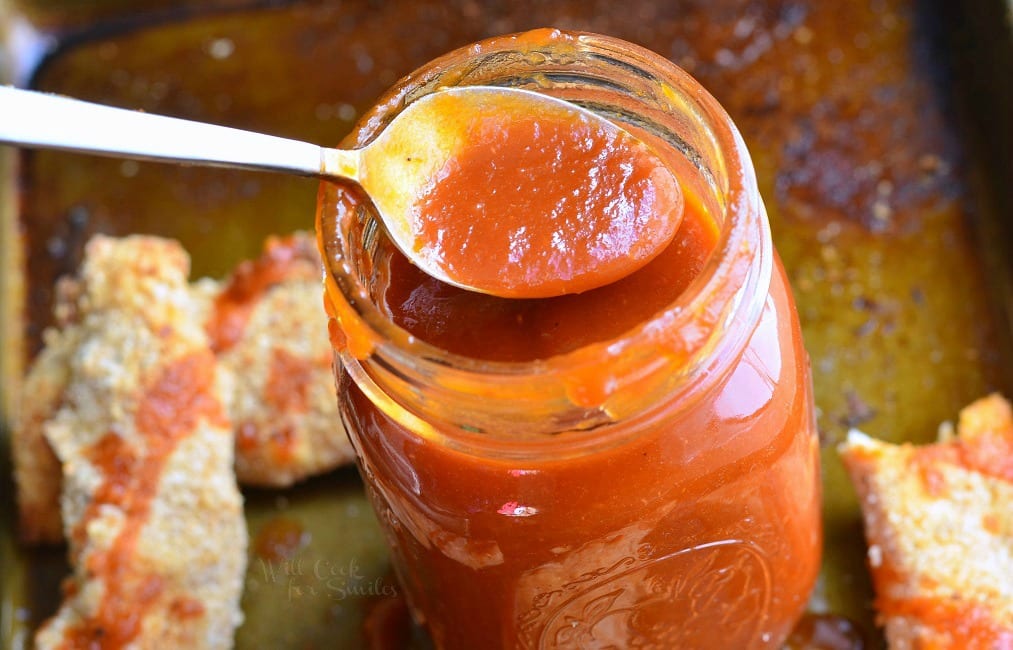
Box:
[0, 85, 682, 297]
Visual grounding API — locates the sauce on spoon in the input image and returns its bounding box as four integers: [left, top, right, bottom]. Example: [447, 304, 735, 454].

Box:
[401, 89, 684, 298]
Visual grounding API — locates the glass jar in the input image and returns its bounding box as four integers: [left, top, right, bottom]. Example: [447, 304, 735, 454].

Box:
[318, 28, 820, 650]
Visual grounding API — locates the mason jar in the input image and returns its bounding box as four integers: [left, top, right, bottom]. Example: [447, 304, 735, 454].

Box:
[317, 28, 821, 650]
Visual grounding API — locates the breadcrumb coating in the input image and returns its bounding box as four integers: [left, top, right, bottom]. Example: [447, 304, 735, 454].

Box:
[14, 232, 353, 545]
[200, 233, 354, 487]
[840, 394, 1013, 650]
[32, 235, 246, 650]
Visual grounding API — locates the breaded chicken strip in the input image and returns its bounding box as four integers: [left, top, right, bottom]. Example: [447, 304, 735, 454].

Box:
[839, 394, 1013, 650]
[198, 232, 353, 487]
[34, 235, 246, 650]
[15, 232, 352, 543]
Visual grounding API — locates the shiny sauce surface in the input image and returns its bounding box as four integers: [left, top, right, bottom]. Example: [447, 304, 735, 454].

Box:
[409, 96, 683, 299]
[386, 193, 716, 361]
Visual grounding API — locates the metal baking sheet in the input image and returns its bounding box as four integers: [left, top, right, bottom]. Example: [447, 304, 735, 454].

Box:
[2, 1, 1010, 648]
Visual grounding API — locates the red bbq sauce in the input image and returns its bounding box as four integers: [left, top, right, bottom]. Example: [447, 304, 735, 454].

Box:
[206, 234, 318, 352]
[333, 177, 819, 648]
[387, 190, 714, 360]
[63, 352, 224, 649]
[408, 96, 683, 299]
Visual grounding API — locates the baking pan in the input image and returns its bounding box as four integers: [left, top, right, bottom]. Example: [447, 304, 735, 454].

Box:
[1, 0, 1010, 647]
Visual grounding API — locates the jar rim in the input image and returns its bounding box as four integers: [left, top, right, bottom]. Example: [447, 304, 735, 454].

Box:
[319, 29, 772, 436]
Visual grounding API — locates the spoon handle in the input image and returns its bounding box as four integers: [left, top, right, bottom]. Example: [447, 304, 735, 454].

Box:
[0, 86, 355, 178]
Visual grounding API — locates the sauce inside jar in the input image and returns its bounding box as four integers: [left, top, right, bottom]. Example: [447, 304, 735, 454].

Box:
[387, 190, 714, 360]
[335, 174, 819, 648]
[382, 117, 714, 361]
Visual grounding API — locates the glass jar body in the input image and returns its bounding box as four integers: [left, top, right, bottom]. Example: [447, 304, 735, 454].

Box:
[320, 30, 820, 650]
[339, 267, 819, 649]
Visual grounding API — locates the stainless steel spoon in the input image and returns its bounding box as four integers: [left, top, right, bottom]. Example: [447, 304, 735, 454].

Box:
[0, 85, 681, 297]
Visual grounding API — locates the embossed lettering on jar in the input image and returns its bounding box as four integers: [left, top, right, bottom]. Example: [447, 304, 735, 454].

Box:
[319, 28, 821, 650]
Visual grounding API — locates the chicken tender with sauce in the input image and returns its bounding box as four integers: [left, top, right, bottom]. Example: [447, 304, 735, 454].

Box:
[13, 232, 353, 544]
[198, 232, 354, 487]
[839, 394, 1013, 650]
[33, 235, 246, 650]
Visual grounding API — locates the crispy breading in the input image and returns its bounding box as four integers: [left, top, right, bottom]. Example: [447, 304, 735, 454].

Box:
[14, 232, 352, 544]
[33, 235, 246, 650]
[200, 233, 353, 487]
[839, 394, 1013, 650]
